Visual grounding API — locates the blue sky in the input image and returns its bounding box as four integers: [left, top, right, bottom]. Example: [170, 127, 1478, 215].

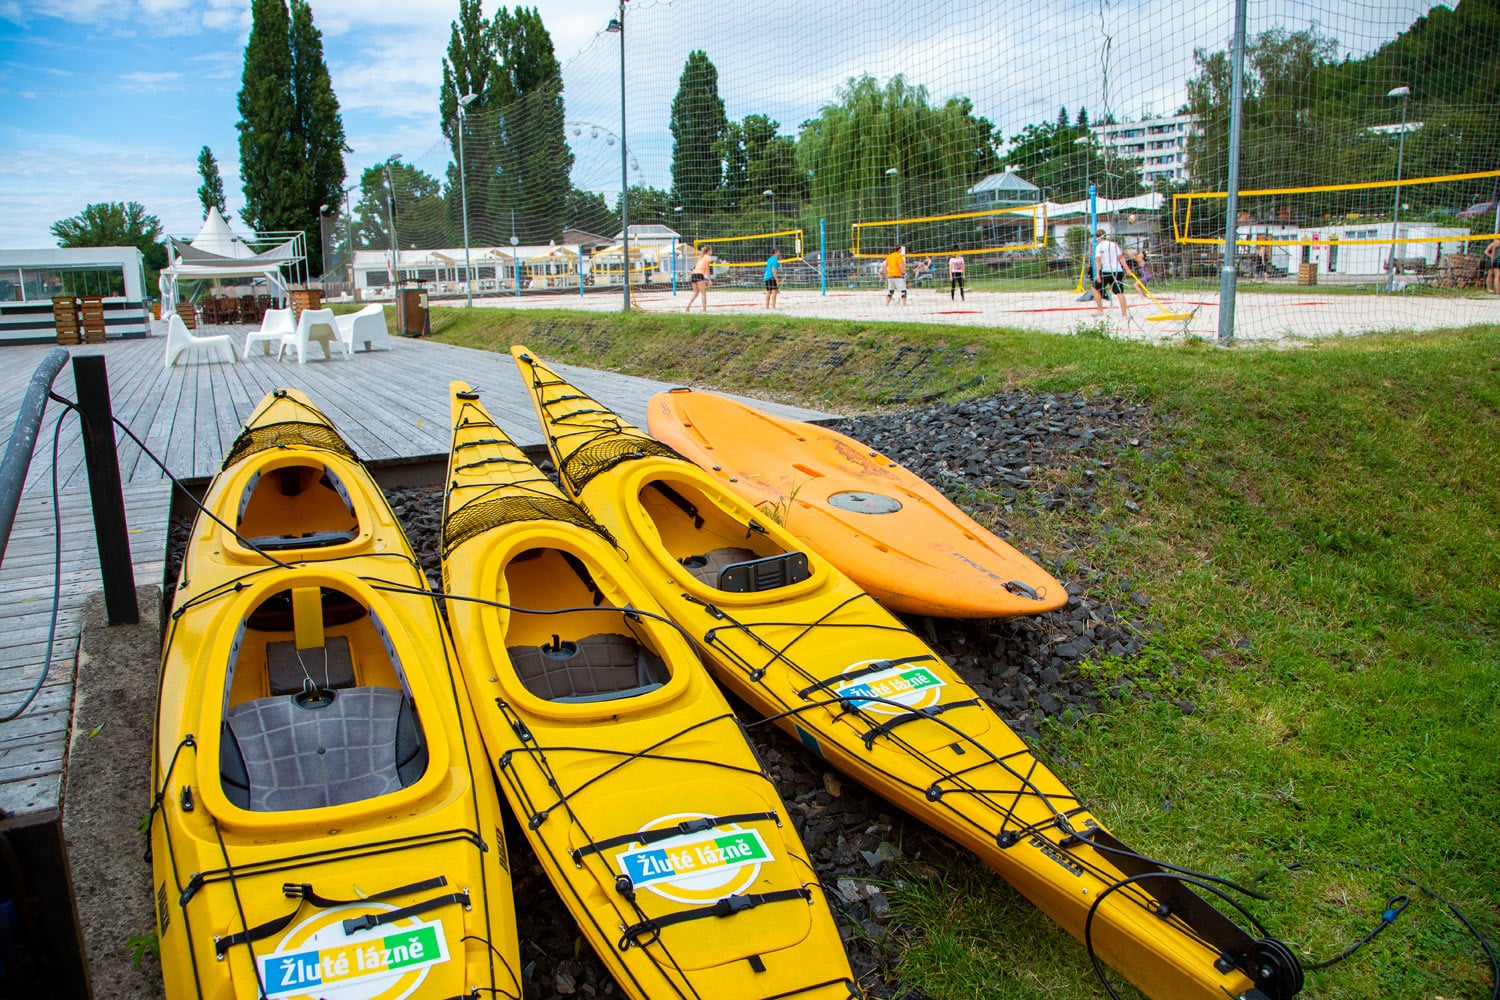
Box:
[0, 0, 1434, 249]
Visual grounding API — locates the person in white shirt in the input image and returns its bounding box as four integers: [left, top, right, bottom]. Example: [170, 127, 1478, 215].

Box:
[1092, 229, 1134, 317]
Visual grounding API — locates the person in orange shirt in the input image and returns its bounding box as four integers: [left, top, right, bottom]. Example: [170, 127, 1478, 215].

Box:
[884, 245, 907, 306]
[685, 247, 714, 312]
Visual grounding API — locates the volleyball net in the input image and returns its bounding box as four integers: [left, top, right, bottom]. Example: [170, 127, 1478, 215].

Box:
[317, 0, 1500, 331]
[851, 205, 1048, 258]
[693, 229, 805, 268]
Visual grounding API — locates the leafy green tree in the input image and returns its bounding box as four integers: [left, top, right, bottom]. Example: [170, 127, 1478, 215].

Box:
[1002, 119, 1137, 203]
[354, 162, 447, 252]
[564, 187, 618, 237]
[670, 51, 727, 216]
[50, 201, 167, 287]
[617, 186, 675, 227]
[196, 147, 229, 222]
[236, 0, 345, 274]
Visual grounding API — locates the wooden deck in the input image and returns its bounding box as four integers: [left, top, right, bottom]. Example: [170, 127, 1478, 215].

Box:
[0, 325, 826, 816]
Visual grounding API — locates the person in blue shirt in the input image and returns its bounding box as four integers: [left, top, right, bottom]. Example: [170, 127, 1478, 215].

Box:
[764, 248, 781, 309]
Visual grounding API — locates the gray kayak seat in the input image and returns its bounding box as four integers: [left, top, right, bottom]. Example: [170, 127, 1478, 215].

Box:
[220, 686, 427, 812]
[508, 633, 669, 704]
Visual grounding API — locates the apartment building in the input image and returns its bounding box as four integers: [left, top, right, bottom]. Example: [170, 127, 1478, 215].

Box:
[1090, 112, 1195, 187]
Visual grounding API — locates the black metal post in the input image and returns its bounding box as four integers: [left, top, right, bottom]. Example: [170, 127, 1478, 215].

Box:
[72, 355, 138, 625]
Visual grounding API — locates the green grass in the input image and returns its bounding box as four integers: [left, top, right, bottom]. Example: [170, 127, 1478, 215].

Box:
[427, 305, 1499, 998]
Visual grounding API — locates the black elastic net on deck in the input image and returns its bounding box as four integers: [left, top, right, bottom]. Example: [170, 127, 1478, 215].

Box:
[561, 436, 683, 495]
[442, 494, 614, 558]
[222, 421, 358, 470]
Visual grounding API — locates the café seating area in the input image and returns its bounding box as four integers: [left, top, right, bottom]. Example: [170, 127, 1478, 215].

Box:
[200, 294, 273, 325]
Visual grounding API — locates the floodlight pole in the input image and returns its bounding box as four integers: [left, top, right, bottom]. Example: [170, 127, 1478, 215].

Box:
[1386, 86, 1411, 295]
[458, 92, 478, 307]
[885, 167, 901, 245]
[383, 162, 399, 291]
[1217, 0, 1248, 344]
[608, 4, 629, 312]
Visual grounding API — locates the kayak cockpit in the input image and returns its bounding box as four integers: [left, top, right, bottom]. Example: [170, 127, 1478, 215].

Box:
[501, 546, 671, 704]
[217, 583, 429, 812]
[637, 477, 813, 594]
[235, 459, 360, 551]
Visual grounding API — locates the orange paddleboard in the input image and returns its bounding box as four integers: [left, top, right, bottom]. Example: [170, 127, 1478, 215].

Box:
[646, 388, 1066, 619]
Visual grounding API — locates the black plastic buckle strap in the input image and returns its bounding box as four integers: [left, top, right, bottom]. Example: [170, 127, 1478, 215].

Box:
[796, 654, 937, 700]
[213, 876, 449, 957]
[650, 481, 705, 528]
[617, 887, 811, 951]
[341, 889, 470, 934]
[859, 698, 980, 749]
[570, 812, 779, 866]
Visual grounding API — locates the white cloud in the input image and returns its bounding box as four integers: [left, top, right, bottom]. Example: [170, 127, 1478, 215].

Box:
[0, 127, 204, 247]
[117, 70, 182, 93]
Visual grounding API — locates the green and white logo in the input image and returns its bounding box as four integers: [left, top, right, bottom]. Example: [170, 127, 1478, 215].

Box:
[258, 910, 449, 999]
[835, 663, 944, 715]
[615, 816, 774, 904]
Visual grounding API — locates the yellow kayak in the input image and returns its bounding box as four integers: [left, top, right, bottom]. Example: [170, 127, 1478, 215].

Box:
[646, 388, 1066, 619]
[439, 382, 858, 1000]
[150, 388, 521, 1000]
[511, 348, 1304, 1000]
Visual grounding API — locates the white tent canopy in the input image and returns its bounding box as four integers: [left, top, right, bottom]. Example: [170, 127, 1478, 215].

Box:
[159, 207, 304, 313]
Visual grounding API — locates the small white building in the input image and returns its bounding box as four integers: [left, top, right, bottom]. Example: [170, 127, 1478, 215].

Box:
[1293, 221, 1469, 276]
[353, 244, 586, 298]
[0, 247, 150, 344]
[1044, 194, 1165, 254]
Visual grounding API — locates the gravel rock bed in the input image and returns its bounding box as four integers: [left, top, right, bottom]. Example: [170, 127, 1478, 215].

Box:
[161, 389, 1165, 997]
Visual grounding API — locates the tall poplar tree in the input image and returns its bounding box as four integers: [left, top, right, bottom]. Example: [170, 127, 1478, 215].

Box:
[440, 0, 502, 246]
[237, 0, 345, 274]
[290, 0, 346, 275]
[237, 0, 297, 235]
[670, 51, 727, 217]
[196, 147, 230, 222]
[492, 6, 570, 244]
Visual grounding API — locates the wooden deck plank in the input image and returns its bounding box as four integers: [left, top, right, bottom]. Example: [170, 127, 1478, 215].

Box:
[0, 326, 827, 817]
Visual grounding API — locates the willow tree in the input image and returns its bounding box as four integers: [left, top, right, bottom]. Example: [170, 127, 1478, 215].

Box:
[796, 74, 1000, 244]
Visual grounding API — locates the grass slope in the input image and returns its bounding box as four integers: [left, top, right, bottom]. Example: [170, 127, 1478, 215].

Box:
[431, 305, 1499, 999]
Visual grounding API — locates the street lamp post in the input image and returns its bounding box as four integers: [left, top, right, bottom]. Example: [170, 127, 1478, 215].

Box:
[763, 188, 774, 228]
[317, 204, 331, 285]
[885, 167, 901, 246]
[1386, 85, 1411, 295]
[457, 92, 478, 307]
[607, 5, 629, 312]
[382, 161, 399, 292]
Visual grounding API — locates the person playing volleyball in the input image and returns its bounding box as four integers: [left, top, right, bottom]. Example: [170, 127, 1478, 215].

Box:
[1092, 230, 1133, 317]
[948, 253, 966, 300]
[764, 248, 781, 309]
[685, 247, 714, 312]
[885, 245, 907, 306]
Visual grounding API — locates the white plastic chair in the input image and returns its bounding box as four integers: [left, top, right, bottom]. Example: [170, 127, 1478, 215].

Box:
[334, 304, 391, 353]
[163, 314, 235, 368]
[277, 308, 342, 364]
[243, 308, 295, 358]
